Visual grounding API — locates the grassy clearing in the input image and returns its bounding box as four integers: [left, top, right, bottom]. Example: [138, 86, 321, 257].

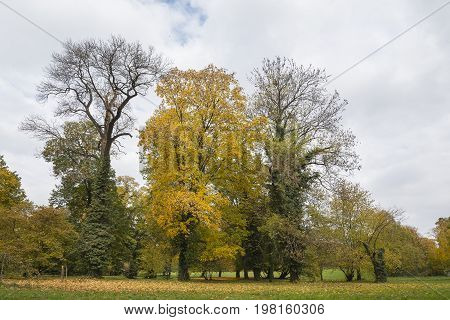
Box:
[1, 275, 449, 300]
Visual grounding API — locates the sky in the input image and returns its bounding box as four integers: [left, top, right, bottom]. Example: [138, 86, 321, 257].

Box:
[0, 0, 449, 236]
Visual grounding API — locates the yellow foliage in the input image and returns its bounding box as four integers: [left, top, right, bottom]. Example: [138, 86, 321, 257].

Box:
[139, 65, 265, 267]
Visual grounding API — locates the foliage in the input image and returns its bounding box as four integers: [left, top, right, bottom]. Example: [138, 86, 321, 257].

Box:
[140, 65, 262, 280]
[23, 207, 78, 275]
[429, 217, 450, 275]
[326, 181, 373, 281]
[21, 36, 167, 277]
[0, 155, 26, 208]
[248, 57, 359, 282]
[12, 50, 445, 284]
[382, 223, 432, 276]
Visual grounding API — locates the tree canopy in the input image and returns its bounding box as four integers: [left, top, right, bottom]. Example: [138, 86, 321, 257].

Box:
[7, 38, 447, 282]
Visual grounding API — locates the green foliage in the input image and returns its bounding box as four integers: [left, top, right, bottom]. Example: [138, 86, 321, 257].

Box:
[44, 121, 100, 229]
[23, 207, 78, 274]
[0, 204, 77, 277]
[80, 158, 125, 277]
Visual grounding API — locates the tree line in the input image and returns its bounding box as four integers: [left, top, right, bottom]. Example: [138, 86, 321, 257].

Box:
[1, 36, 448, 282]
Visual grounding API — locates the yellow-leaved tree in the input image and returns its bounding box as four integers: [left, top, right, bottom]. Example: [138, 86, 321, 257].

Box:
[139, 65, 264, 280]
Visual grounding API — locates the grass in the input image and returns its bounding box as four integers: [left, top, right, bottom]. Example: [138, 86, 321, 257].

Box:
[1, 273, 449, 300]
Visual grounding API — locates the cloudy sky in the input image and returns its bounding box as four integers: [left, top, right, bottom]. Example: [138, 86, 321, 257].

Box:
[0, 0, 449, 236]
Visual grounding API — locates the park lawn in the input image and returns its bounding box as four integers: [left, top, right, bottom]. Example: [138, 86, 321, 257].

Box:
[0, 275, 449, 300]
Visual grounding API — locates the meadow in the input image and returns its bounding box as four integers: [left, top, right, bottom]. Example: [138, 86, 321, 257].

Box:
[1, 271, 448, 300]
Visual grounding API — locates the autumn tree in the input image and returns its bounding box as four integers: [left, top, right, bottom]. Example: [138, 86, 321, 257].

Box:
[0, 155, 26, 208]
[321, 180, 400, 282]
[0, 203, 31, 279]
[381, 223, 433, 276]
[249, 57, 358, 281]
[21, 36, 167, 276]
[429, 217, 450, 275]
[362, 208, 398, 282]
[22, 207, 78, 275]
[328, 181, 373, 281]
[0, 155, 28, 279]
[140, 65, 261, 280]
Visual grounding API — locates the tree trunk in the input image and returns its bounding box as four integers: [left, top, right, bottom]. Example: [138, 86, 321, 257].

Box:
[279, 270, 289, 279]
[0, 253, 5, 281]
[243, 268, 249, 279]
[372, 249, 387, 282]
[268, 265, 274, 282]
[178, 236, 190, 281]
[363, 243, 388, 283]
[356, 268, 362, 281]
[235, 270, 240, 278]
[345, 271, 354, 282]
[320, 267, 323, 281]
[267, 253, 274, 282]
[218, 270, 222, 278]
[340, 267, 354, 282]
[289, 268, 299, 283]
[253, 267, 261, 281]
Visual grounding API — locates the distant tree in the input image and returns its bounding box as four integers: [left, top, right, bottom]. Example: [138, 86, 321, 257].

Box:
[328, 181, 373, 281]
[0, 155, 26, 208]
[362, 208, 399, 282]
[0, 204, 30, 279]
[23, 207, 78, 275]
[319, 180, 401, 282]
[430, 217, 450, 275]
[0, 155, 28, 279]
[308, 201, 338, 281]
[382, 223, 432, 276]
[116, 176, 146, 279]
[21, 36, 167, 277]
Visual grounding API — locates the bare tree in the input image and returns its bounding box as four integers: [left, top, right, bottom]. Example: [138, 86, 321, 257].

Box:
[23, 35, 168, 165]
[250, 57, 359, 180]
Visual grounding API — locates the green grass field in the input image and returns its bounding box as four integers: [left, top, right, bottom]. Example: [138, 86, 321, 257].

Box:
[1, 270, 449, 300]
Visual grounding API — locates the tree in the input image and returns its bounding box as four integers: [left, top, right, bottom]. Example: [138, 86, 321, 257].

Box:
[23, 207, 78, 275]
[0, 155, 27, 279]
[362, 208, 398, 282]
[382, 223, 432, 276]
[0, 155, 26, 208]
[21, 36, 167, 276]
[328, 181, 373, 281]
[140, 65, 258, 280]
[430, 217, 450, 275]
[249, 57, 358, 281]
[20, 120, 132, 275]
[31, 121, 100, 228]
[116, 176, 146, 278]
